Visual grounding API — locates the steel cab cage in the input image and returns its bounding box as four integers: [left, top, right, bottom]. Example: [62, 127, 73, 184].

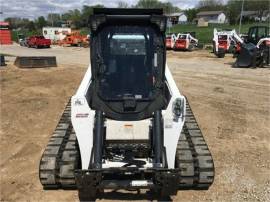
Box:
[88, 8, 170, 121]
[247, 26, 269, 45]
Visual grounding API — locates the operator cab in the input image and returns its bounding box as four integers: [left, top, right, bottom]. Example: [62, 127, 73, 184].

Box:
[178, 34, 187, 39]
[88, 8, 170, 121]
[247, 26, 269, 44]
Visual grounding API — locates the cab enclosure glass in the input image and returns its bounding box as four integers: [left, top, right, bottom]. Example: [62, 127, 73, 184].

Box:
[88, 8, 170, 121]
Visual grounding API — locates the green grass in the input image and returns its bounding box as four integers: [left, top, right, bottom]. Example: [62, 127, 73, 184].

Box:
[11, 30, 42, 42]
[168, 22, 269, 44]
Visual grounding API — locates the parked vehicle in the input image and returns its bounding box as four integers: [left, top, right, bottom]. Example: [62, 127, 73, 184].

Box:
[173, 33, 198, 51]
[57, 31, 89, 47]
[213, 26, 270, 67]
[27, 36, 51, 48]
[235, 26, 270, 67]
[19, 39, 27, 46]
[212, 28, 243, 58]
[18, 35, 28, 47]
[166, 33, 177, 49]
[17, 34, 25, 46]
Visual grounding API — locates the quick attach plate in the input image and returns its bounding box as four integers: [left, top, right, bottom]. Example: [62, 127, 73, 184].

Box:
[74, 167, 180, 197]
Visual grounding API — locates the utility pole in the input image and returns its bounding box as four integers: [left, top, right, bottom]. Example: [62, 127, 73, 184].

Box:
[239, 0, 244, 34]
[168, 7, 171, 33]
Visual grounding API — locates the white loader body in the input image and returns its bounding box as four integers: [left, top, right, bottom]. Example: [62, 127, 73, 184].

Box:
[71, 64, 186, 169]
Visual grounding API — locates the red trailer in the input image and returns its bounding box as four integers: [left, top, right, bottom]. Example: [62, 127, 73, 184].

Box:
[0, 22, 12, 45]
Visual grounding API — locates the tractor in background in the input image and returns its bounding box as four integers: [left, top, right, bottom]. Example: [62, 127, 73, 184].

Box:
[58, 31, 89, 47]
[235, 26, 269, 67]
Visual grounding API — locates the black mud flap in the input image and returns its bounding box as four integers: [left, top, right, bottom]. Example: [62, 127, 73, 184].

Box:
[235, 43, 257, 67]
[14, 56, 57, 68]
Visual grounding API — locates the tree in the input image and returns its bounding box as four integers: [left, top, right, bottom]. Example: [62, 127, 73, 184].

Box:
[27, 21, 36, 31]
[81, 4, 104, 27]
[67, 9, 82, 29]
[36, 16, 47, 29]
[117, 1, 129, 8]
[135, 0, 180, 14]
[197, 0, 223, 8]
[227, 0, 242, 25]
[227, 0, 269, 25]
[4, 17, 30, 29]
[245, 0, 269, 21]
[185, 8, 198, 22]
[81, 5, 92, 26]
[162, 2, 181, 14]
[197, 0, 225, 11]
[47, 13, 61, 27]
[135, 0, 162, 8]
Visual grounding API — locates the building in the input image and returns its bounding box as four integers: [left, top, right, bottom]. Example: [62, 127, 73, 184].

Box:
[197, 18, 208, 27]
[0, 22, 12, 45]
[238, 11, 258, 22]
[260, 10, 270, 22]
[196, 11, 226, 24]
[238, 10, 270, 22]
[42, 27, 71, 42]
[166, 12, 188, 24]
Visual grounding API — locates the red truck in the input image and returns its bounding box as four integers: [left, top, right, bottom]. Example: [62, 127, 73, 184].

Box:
[27, 36, 51, 48]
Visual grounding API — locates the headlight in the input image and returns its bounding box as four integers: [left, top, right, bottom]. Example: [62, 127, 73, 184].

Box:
[172, 98, 184, 121]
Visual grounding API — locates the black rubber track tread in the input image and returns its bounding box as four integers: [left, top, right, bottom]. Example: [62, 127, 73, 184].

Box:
[176, 98, 215, 189]
[39, 100, 79, 189]
[59, 128, 80, 189]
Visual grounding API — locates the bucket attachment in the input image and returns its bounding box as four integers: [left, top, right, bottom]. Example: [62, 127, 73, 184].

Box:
[14, 56, 57, 68]
[235, 43, 257, 67]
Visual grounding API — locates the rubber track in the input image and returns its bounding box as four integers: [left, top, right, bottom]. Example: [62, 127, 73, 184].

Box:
[176, 98, 215, 189]
[39, 100, 78, 189]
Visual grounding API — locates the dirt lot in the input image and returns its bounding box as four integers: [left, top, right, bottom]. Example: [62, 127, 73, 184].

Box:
[1, 44, 270, 202]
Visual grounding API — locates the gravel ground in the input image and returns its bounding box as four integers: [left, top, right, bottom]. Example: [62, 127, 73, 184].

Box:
[1, 44, 270, 202]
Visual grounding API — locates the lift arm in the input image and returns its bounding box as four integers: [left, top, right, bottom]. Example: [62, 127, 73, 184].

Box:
[256, 37, 270, 48]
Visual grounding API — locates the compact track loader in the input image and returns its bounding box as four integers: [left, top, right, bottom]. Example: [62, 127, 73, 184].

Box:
[235, 26, 269, 68]
[166, 33, 177, 49]
[212, 28, 243, 58]
[173, 33, 198, 51]
[39, 8, 214, 201]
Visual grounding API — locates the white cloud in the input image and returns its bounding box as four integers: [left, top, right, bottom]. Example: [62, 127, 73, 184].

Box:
[0, 0, 198, 20]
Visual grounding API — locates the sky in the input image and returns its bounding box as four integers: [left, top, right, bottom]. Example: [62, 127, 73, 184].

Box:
[0, 0, 201, 20]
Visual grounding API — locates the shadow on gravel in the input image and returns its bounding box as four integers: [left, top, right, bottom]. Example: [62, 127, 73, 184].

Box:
[224, 62, 236, 66]
[88, 190, 173, 201]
